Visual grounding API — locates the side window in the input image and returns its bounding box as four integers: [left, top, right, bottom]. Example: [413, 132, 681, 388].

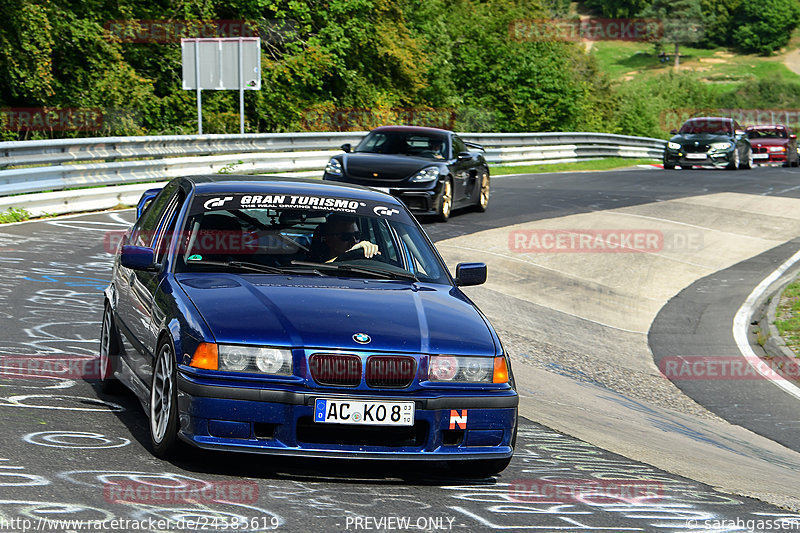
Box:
[452, 136, 467, 157]
[129, 181, 179, 247]
[153, 192, 185, 264]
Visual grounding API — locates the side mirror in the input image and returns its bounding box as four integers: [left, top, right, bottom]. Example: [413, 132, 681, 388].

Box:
[457, 151, 472, 161]
[670, 129, 677, 135]
[791, 134, 797, 140]
[120, 245, 156, 271]
[455, 262, 487, 286]
[341, 143, 352, 153]
[136, 188, 163, 219]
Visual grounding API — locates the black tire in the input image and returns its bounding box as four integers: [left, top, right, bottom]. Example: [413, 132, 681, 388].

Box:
[663, 163, 675, 170]
[149, 338, 181, 458]
[436, 179, 453, 222]
[475, 171, 490, 212]
[726, 148, 739, 170]
[739, 147, 753, 169]
[99, 302, 123, 394]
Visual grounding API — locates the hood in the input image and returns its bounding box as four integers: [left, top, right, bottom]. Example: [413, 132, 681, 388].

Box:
[176, 273, 497, 355]
[342, 153, 437, 181]
[748, 137, 789, 147]
[671, 133, 734, 144]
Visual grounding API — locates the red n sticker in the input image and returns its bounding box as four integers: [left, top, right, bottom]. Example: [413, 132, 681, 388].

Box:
[449, 409, 467, 430]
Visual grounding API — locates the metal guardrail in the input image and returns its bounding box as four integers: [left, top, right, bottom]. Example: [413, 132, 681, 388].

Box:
[0, 132, 665, 215]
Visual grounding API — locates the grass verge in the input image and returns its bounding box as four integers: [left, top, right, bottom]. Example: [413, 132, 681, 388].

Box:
[491, 158, 658, 176]
[0, 207, 31, 224]
[774, 278, 800, 358]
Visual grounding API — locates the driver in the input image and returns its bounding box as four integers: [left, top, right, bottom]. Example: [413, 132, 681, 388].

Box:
[428, 138, 445, 159]
[314, 214, 380, 262]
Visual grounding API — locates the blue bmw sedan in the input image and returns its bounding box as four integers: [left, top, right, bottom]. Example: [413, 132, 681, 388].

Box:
[100, 175, 517, 475]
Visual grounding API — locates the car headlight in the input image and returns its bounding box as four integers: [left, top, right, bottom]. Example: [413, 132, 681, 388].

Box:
[409, 167, 440, 183]
[769, 146, 786, 152]
[194, 344, 292, 375]
[710, 142, 732, 150]
[325, 158, 343, 176]
[428, 355, 508, 383]
[667, 142, 681, 150]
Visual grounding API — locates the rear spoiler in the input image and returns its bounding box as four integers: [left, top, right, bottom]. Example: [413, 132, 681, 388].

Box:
[464, 141, 485, 152]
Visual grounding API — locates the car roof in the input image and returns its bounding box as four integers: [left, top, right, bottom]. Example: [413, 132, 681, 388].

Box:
[369, 125, 452, 136]
[180, 175, 404, 205]
[686, 117, 734, 123]
[746, 124, 787, 129]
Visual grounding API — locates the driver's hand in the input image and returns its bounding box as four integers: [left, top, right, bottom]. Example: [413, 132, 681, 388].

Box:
[348, 240, 380, 258]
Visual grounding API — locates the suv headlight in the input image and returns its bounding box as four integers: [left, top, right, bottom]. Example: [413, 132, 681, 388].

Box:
[325, 158, 343, 176]
[428, 355, 508, 383]
[711, 142, 732, 150]
[409, 167, 440, 183]
[215, 345, 293, 375]
[667, 142, 681, 150]
[769, 146, 786, 152]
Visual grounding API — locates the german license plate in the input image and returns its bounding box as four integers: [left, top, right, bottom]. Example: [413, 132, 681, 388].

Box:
[314, 398, 414, 426]
[753, 153, 768, 160]
[685, 153, 707, 160]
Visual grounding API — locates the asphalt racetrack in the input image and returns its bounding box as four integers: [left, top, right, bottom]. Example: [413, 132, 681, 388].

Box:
[1, 165, 800, 532]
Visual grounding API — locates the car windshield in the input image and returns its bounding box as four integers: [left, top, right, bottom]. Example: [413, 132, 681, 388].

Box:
[679, 120, 733, 135]
[173, 192, 449, 284]
[747, 128, 787, 139]
[354, 131, 448, 159]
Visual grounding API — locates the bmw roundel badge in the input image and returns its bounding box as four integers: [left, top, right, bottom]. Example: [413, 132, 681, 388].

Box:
[353, 333, 371, 344]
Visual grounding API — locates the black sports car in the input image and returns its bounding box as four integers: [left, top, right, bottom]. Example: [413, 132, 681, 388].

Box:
[664, 117, 753, 170]
[322, 126, 490, 221]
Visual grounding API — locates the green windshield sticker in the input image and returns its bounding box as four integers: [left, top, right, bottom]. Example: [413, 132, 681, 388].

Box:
[187, 254, 203, 261]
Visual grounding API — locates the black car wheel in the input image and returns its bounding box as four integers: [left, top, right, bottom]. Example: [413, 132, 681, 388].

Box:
[739, 148, 753, 169]
[726, 148, 740, 170]
[663, 163, 675, 170]
[436, 179, 453, 222]
[475, 171, 490, 212]
[99, 302, 122, 394]
[150, 339, 180, 457]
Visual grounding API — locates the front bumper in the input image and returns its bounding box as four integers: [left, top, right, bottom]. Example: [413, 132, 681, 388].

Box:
[176, 372, 518, 459]
[323, 173, 444, 215]
[752, 152, 787, 164]
[664, 148, 733, 168]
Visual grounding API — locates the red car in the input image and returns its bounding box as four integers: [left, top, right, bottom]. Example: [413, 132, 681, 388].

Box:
[746, 124, 799, 166]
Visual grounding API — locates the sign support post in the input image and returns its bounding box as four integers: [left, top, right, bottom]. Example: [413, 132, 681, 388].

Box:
[181, 37, 261, 136]
[195, 40, 202, 135]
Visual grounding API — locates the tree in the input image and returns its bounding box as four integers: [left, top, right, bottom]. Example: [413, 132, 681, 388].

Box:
[639, 0, 704, 69]
[730, 0, 800, 55]
[584, 0, 650, 18]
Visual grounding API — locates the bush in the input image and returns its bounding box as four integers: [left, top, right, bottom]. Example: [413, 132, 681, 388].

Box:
[730, 0, 800, 54]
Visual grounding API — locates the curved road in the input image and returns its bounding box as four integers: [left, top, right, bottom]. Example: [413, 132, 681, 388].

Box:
[0, 165, 799, 531]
